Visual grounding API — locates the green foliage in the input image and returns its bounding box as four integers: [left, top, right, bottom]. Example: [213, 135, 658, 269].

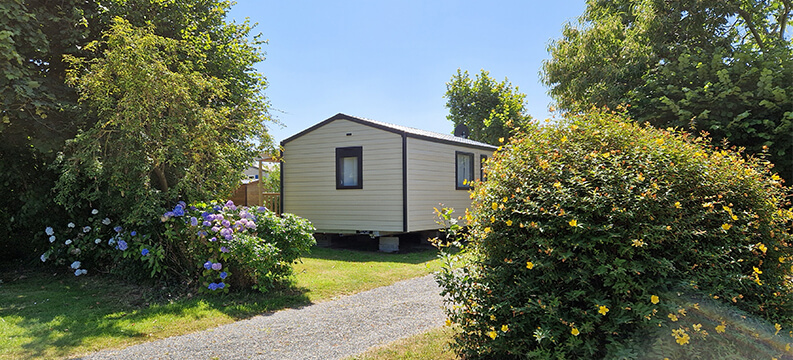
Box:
[444, 69, 534, 145]
[542, 0, 793, 182]
[55, 18, 270, 226]
[435, 109, 793, 359]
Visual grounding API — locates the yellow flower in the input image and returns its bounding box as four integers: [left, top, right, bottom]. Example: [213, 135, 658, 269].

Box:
[501, 324, 509, 332]
[651, 295, 660, 304]
[693, 323, 702, 332]
[498, 137, 504, 143]
[775, 323, 782, 336]
[668, 313, 678, 322]
[445, 319, 452, 327]
[492, 202, 499, 210]
[487, 330, 498, 339]
[786, 343, 790, 352]
[637, 174, 645, 182]
[571, 327, 580, 336]
[780, 256, 786, 264]
[598, 305, 609, 315]
[656, 138, 664, 145]
[490, 314, 497, 321]
[631, 239, 646, 247]
[526, 261, 534, 270]
[721, 223, 732, 230]
[569, 219, 578, 227]
[675, 332, 690, 345]
[490, 216, 496, 223]
[560, 135, 567, 142]
[753, 266, 763, 275]
[715, 324, 726, 333]
[483, 227, 491, 233]
[757, 243, 767, 254]
[674, 201, 681, 209]
[506, 219, 513, 226]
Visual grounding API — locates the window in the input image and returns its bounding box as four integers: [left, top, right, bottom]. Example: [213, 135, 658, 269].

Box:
[480, 154, 488, 182]
[336, 147, 362, 189]
[456, 151, 474, 190]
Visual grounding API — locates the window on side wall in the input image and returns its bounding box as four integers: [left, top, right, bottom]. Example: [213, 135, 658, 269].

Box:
[336, 146, 363, 189]
[480, 154, 488, 182]
[456, 151, 474, 190]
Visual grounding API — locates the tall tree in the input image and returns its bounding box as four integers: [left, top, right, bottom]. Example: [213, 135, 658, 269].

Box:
[542, 0, 793, 182]
[445, 69, 533, 145]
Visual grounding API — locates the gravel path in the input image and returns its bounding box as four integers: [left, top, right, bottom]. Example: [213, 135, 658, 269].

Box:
[76, 274, 446, 360]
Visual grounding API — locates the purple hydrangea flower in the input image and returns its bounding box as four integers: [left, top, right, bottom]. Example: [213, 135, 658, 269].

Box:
[197, 230, 207, 237]
[141, 248, 150, 256]
[201, 211, 211, 219]
[178, 200, 187, 208]
[211, 262, 222, 271]
[203, 261, 212, 270]
[117, 240, 128, 251]
[221, 219, 231, 228]
[225, 200, 236, 211]
[220, 271, 227, 279]
[220, 228, 232, 238]
[190, 217, 198, 227]
[257, 206, 267, 212]
[202, 220, 212, 227]
[246, 222, 257, 229]
[220, 246, 230, 253]
[209, 237, 217, 242]
[211, 226, 220, 233]
[239, 211, 249, 219]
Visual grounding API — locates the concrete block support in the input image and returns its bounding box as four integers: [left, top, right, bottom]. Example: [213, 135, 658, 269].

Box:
[379, 236, 399, 253]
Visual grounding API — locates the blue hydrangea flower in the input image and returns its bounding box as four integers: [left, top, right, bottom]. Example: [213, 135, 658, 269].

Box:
[220, 271, 227, 279]
[114, 226, 123, 233]
[130, 231, 137, 236]
[257, 206, 267, 212]
[211, 262, 222, 271]
[45, 227, 54, 236]
[178, 200, 187, 209]
[49, 235, 56, 243]
[141, 248, 150, 256]
[173, 204, 185, 217]
[117, 240, 128, 251]
[83, 226, 91, 233]
[213, 205, 222, 211]
[190, 217, 198, 227]
[94, 238, 101, 244]
[71, 261, 81, 269]
[203, 260, 212, 270]
[74, 269, 83, 276]
[220, 246, 230, 253]
[208, 282, 218, 291]
[217, 282, 225, 289]
[197, 230, 207, 237]
[209, 237, 217, 242]
[108, 238, 116, 246]
[202, 220, 212, 227]
[91, 209, 99, 215]
[40, 253, 48, 262]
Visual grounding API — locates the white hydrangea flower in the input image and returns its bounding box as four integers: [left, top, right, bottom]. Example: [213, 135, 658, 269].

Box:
[95, 238, 102, 244]
[70, 261, 81, 269]
[108, 238, 116, 246]
[49, 235, 56, 243]
[81, 269, 87, 275]
[83, 226, 91, 233]
[102, 218, 111, 225]
[67, 222, 75, 228]
[45, 227, 54, 236]
[65, 239, 72, 245]
[91, 209, 99, 215]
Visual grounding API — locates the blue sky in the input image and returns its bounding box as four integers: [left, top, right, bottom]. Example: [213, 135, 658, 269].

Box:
[226, 1, 588, 144]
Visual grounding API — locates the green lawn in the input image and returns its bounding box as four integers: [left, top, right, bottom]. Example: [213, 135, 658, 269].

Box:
[0, 247, 442, 360]
[347, 326, 458, 360]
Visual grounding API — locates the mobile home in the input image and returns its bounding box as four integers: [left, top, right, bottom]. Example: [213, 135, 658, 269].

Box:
[280, 113, 496, 249]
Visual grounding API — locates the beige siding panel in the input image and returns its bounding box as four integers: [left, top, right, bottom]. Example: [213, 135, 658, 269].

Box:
[283, 119, 403, 233]
[406, 138, 492, 232]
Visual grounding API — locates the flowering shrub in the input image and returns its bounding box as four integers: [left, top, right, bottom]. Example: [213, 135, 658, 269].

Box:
[40, 209, 163, 277]
[435, 110, 793, 359]
[160, 200, 315, 293]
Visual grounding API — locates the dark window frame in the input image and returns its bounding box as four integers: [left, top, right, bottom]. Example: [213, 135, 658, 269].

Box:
[455, 151, 475, 190]
[480, 154, 488, 182]
[336, 146, 363, 189]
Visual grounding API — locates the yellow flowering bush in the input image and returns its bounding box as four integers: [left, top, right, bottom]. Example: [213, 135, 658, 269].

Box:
[434, 109, 792, 359]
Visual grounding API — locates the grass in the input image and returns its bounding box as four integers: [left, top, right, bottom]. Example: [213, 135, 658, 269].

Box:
[0, 246, 442, 360]
[347, 326, 458, 360]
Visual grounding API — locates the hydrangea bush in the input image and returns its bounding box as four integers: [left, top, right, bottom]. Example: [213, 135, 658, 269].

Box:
[435, 110, 793, 359]
[42, 200, 315, 294]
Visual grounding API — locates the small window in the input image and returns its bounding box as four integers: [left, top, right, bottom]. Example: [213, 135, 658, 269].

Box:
[336, 147, 363, 189]
[456, 151, 474, 190]
[480, 155, 488, 182]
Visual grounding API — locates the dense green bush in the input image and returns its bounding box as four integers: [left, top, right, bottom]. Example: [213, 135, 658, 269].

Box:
[41, 200, 315, 293]
[435, 110, 793, 359]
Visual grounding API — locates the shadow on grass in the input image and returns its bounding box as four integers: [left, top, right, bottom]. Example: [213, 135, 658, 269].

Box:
[301, 245, 440, 265]
[0, 269, 311, 359]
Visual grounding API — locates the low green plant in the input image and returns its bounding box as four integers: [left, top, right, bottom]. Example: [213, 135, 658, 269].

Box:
[435, 109, 793, 359]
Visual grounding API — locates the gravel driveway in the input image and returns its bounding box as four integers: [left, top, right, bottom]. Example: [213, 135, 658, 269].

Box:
[76, 274, 446, 360]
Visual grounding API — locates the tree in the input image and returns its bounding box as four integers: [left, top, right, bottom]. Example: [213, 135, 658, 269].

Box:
[55, 18, 269, 226]
[444, 69, 533, 145]
[542, 0, 793, 182]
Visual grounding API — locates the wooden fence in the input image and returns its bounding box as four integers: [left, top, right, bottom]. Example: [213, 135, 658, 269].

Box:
[230, 180, 280, 214]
